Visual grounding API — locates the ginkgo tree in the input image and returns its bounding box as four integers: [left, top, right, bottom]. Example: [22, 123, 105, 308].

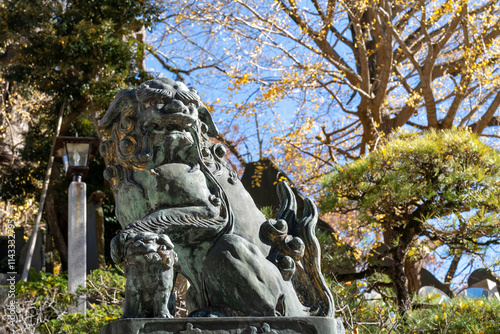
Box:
[151, 0, 500, 192]
[320, 128, 500, 312]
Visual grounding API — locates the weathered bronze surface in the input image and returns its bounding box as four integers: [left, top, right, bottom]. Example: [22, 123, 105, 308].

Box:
[98, 78, 336, 326]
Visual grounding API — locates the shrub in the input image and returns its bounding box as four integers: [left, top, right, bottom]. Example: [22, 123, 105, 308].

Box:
[332, 278, 500, 333]
[1, 268, 125, 334]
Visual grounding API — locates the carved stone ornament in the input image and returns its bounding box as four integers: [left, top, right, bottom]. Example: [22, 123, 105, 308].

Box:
[98, 78, 341, 333]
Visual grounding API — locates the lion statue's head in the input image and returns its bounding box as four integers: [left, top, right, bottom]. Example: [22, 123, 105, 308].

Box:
[99, 78, 218, 171]
[98, 78, 232, 230]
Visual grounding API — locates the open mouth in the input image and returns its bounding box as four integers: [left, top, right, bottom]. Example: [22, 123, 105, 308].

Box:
[150, 119, 195, 146]
[155, 111, 196, 129]
[151, 115, 195, 132]
[164, 123, 189, 133]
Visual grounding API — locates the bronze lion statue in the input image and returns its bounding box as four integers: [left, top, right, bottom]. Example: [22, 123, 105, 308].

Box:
[98, 78, 333, 319]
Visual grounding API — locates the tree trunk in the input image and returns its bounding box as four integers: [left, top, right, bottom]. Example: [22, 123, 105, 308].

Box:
[89, 190, 107, 269]
[405, 257, 422, 296]
[44, 223, 54, 274]
[387, 226, 414, 314]
[45, 161, 69, 271]
[391, 254, 412, 313]
[386, 215, 422, 313]
[45, 191, 68, 271]
[444, 250, 462, 285]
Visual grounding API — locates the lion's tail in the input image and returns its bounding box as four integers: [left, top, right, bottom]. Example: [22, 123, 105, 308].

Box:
[276, 181, 334, 317]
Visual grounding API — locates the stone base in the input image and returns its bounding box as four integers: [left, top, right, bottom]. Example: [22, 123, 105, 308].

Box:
[99, 316, 342, 334]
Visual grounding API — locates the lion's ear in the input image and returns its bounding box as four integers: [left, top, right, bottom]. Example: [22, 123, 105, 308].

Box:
[98, 88, 137, 129]
[199, 105, 219, 137]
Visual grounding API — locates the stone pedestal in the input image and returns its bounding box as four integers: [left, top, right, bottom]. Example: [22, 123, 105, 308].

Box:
[99, 317, 342, 334]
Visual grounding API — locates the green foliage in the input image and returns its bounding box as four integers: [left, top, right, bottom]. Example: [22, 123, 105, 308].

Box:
[39, 304, 122, 334]
[84, 267, 126, 306]
[38, 269, 125, 334]
[0, 0, 163, 208]
[0, 0, 161, 105]
[333, 279, 500, 333]
[320, 128, 500, 309]
[259, 206, 275, 220]
[408, 298, 500, 334]
[320, 128, 500, 251]
[16, 269, 71, 308]
[321, 128, 500, 220]
[353, 298, 500, 333]
[317, 229, 356, 279]
[11, 269, 125, 333]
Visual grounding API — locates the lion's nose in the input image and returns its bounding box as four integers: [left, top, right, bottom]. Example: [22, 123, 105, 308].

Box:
[159, 100, 189, 115]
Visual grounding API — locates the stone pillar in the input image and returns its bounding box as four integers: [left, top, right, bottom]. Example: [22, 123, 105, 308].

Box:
[68, 180, 86, 314]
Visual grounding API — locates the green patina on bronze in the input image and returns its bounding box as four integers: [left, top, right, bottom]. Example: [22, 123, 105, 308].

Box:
[98, 78, 334, 320]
